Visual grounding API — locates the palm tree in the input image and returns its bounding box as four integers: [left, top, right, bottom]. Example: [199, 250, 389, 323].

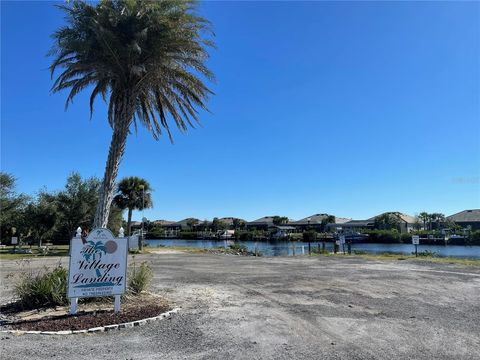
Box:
[418, 212, 429, 230]
[431, 213, 445, 231]
[50, 0, 214, 228]
[113, 177, 153, 238]
[321, 215, 336, 231]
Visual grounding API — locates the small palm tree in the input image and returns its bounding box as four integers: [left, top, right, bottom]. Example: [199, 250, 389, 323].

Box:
[113, 177, 153, 238]
[50, 0, 214, 228]
[419, 212, 429, 231]
[321, 215, 335, 232]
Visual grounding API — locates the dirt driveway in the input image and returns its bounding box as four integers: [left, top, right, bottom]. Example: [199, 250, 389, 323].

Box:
[1, 253, 479, 359]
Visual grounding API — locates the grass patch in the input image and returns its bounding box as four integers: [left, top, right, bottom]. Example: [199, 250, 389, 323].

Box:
[128, 261, 153, 295]
[352, 252, 480, 267]
[309, 250, 480, 267]
[147, 245, 262, 256]
[0, 245, 69, 259]
[9, 260, 156, 311]
[14, 266, 69, 309]
[311, 248, 330, 255]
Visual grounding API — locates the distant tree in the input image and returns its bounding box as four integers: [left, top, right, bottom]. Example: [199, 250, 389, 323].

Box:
[113, 177, 153, 239]
[321, 215, 336, 231]
[413, 217, 422, 231]
[444, 218, 461, 232]
[431, 213, 445, 230]
[186, 218, 200, 230]
[0, 172, 29, 242]
[1, 172, 123, 244]
[108, 204, 125, 236]
[217, 221, 228, 231]
[52, 173, 124, 241]
[22, 192, 57, 246]
[418, 212, 429, 230]
[54, 173, 100, 240]
[232, 218, 245, 230]
[272, 216, 289, 226]
[374, 213, 400, 231]
[211, 217, 227, 231]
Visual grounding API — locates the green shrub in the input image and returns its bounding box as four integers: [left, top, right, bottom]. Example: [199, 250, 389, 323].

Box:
[236, 231, 253, 240]
[311, 247, 329, 255]
[363, 230, 403, 244]
[145, 225, 164, 239]
[353, 250, 368, 255]
[467, 231, 480, 246]
[416, 250, 437, 257]
[178, 231, 197, 239]
[303, 231, 317, 242]
[14, 266, 68, 309]
[128, 261, 153, 295]
[229, 243, 248, 253]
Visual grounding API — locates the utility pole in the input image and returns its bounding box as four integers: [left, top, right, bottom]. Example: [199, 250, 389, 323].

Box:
[139, 184, 145, 251]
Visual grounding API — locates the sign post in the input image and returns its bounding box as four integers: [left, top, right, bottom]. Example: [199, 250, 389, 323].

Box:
[68, 228, 128, 315]
[339, 235, 346, 255]
[11, 237, 18, 253]
[412, 235, 420, 257]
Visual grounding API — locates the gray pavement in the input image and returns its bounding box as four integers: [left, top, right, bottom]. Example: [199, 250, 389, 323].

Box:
[1, 253, 479, 359]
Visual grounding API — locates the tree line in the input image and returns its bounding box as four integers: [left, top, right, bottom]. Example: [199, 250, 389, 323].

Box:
[0, 172, 123, 245]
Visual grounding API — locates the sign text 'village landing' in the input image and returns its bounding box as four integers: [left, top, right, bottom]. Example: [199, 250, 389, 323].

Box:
[68, 228, 127, 298]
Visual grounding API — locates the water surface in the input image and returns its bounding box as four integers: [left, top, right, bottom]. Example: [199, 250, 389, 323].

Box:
[145, 239, 480, 259]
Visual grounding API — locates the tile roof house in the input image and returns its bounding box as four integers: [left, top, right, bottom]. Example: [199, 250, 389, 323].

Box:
[447, 209, 480, 230]
[366, 212, 417, 233]
[167, 218, 201, 230]
[367, 212, 417, 233]
[292, 214, 332, 226]
[292, 214, 352, 231]
[218, 217, 247, 227]
[152, 220, 175, 227]
[333, 219, 375, 233]
[333, 212, 417, 234]
[246, 216, 293, 230]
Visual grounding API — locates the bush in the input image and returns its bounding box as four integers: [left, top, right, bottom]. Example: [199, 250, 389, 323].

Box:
[303, 231, 317, 242]
[311, 247, 329, 255]
[14, 266, 68, 309]
[128, 261, 153, 295]
[229, 243, 248, 253]
[416, 250, 437, 257]
[468, 231, 480, 246]
[363, 230, 404, 244]
[145, 225, 164, 239]
[353, 250, 368, 255]
[236, 231, 253, 241]
[178, 231, 197, 239]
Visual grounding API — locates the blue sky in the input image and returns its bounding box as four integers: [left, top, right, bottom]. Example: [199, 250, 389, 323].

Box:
[1, 1, 479, 222]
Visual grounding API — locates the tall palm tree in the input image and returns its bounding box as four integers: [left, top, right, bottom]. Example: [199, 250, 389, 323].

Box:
[50, 0, 214, 228]
[113, 177, 153, 238]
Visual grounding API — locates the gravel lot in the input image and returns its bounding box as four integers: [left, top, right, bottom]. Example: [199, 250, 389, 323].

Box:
[1, 253, 480, 359]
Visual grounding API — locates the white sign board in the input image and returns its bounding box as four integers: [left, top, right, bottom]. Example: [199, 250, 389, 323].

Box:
[412, 235, 420, 245]
[68, 228, 127, 298]
[11, 237, 18, 245]
[128, 235, 139, 251]
[339, 235, 346, 244]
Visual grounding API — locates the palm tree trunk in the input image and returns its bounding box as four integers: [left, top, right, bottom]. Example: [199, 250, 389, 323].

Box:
[93, 96, 135, 229]
[127, 208, 133, 237]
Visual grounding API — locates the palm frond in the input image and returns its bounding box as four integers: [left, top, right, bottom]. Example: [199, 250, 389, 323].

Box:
[50, 0, 214, 141]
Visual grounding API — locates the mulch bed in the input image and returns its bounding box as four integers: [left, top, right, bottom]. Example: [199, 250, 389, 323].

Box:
[1, 296, 171, 332]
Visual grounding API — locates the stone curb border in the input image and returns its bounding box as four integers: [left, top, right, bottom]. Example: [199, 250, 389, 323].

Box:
[0, 307, 181, 335]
